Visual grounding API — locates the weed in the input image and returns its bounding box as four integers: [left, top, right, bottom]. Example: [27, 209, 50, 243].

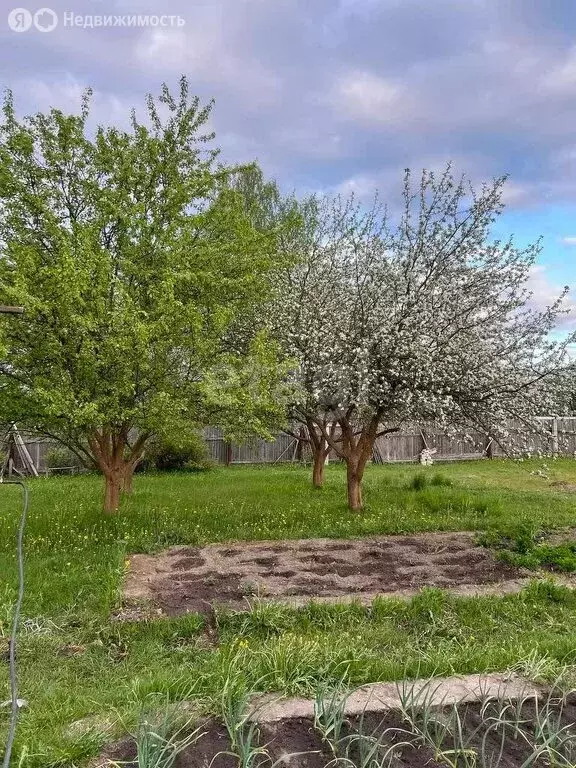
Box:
[240, 581, 260, 597]
[477, 522, 541, 553]
[406, 473, 428, 491]
[217, 600, 294, 640]
[517, 543, 574, 570]
[509, 650, 565, 683]
[251, 634, 353, 695]
[431, 473, 453, 487]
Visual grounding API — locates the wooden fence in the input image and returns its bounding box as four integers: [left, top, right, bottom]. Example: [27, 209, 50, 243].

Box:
[8, 418, 576, 473]
[373, 427, 487, 463]
[204, 418, 576, 466]
[203, 427, 299, 464]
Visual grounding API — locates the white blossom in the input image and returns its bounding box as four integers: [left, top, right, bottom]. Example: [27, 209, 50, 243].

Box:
[270, 166, 573, 507]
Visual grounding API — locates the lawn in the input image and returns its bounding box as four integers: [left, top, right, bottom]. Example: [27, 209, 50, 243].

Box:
[1, 459, 576, 766]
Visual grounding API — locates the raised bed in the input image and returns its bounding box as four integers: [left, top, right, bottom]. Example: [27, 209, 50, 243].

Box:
[93, 674, 576, 768]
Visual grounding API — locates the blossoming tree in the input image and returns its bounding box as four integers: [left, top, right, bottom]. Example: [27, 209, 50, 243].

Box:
[276, 168, 570, 509]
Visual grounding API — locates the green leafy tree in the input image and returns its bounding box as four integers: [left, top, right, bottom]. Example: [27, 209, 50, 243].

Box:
[0, 78, 286, 511]
[229, 168, 333, 482]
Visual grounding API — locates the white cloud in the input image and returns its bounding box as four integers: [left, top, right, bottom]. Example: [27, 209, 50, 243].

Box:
[133, 29, 188, 70]
[560, 236, 576, 246]
[9, 74, 134, 130]
[500, 181, 538, 208]
[541, 46, 576, 93]
[332, 70, 404, 124]
[20, 74, 86, 113]
[526, 265, 576, 330]
[335, 173, 379, 199]
[132, 15, 280, 102]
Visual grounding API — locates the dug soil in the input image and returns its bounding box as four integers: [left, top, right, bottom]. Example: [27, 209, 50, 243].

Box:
[123, 531, 526, 616]
[95, 695, 576, 767]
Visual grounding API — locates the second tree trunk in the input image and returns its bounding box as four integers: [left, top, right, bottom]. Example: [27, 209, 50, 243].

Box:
[312, 446, 328, 488]
[104, 469, 123, 514]
[346, 460, 364, 510]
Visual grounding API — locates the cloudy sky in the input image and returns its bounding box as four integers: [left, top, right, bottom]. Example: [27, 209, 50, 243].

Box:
[2, 0, 576, 331]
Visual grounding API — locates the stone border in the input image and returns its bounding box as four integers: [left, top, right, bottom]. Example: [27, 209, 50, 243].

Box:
[116, 573, 576, 621]
[250, 673, 541, 723]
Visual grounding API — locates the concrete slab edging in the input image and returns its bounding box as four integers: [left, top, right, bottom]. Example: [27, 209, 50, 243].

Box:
[250, 673, 541, 723]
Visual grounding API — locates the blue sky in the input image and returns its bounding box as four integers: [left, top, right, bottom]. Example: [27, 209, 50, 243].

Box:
[2, 0, 576, 329]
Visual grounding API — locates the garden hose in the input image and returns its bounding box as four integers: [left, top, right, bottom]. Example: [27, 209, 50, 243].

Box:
[1, 479, 28, 768]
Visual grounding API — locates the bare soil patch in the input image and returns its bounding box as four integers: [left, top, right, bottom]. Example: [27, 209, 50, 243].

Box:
[550, 481, 576, 493]
[123, 532, 525, 616]
[94, 714, 444, 767]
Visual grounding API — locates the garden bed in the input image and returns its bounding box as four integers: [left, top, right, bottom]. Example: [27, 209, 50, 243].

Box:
[93, 675, 576, 768]
[96, 713, 445, 767]
[123, 532, 526, 616]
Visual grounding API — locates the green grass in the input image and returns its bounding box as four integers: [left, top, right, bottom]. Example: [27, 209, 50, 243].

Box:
[479, 524, 576, 572]
[1, 459, 576, 766]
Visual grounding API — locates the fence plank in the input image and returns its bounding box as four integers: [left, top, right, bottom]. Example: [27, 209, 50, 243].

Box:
[9, 418, 576, 472]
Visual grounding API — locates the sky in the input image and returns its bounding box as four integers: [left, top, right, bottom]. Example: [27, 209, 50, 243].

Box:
[2, 0, 576, 333]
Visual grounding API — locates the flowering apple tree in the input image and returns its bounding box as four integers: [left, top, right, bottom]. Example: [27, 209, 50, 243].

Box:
[275, 167, 571, 509]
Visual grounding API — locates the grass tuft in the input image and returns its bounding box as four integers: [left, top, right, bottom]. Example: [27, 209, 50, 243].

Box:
[479, 523, 576, 572]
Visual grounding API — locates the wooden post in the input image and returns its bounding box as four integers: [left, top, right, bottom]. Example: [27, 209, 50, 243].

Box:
[295, 425, 306, 462]
[552, 416, 559, 455]
[226, 442, 233, 466]
[419, 427, 427, 462]
[419, 427, 427, 451]
[0, 306, 24, 314]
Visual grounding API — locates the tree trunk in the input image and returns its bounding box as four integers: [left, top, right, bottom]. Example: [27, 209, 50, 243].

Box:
[341, 420, 377, 511]
[121, 465, 134, 494]
[295, 426, 306, 462]
[312, 446, 326, 488]
[346, 460, 363, 511]
[88, 426, 151, 513]
[104, 470, 122, 514]
[307, 419, 333, 489]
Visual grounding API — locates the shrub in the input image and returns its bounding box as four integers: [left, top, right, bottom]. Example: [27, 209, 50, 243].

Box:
[406, 471, 453, 491]
[145, 433, 212, 472]
[45, 446, 77, 469]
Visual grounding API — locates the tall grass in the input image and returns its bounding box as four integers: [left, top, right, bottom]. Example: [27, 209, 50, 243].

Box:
[2, 461, 576, 765]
